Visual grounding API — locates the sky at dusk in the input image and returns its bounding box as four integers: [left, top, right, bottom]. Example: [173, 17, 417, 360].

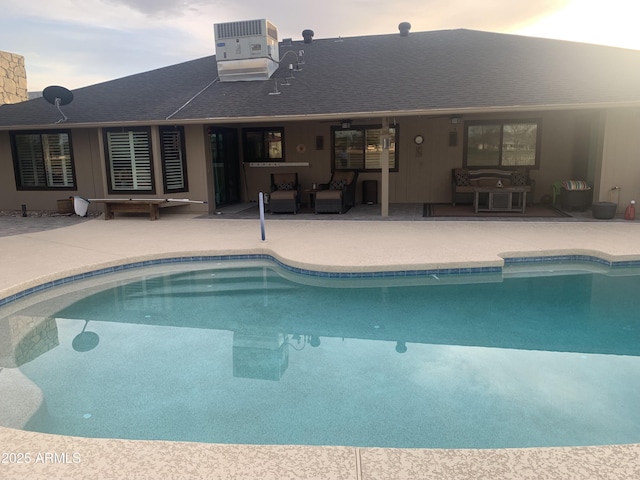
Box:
[1, 0, 638, 92]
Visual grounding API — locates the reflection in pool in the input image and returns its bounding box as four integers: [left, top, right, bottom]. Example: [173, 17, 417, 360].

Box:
[2, 260, 640, 449]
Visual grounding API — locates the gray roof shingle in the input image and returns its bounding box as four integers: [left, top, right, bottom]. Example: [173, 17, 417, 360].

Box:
[2, 28, 640, 128]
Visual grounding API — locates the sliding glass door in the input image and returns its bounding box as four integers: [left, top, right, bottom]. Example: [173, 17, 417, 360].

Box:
[208, 127, 240, 207]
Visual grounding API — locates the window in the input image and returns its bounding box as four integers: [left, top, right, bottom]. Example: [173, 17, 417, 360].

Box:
[11, 130, 76, 190]
[465, 120, 540, 167]
[104, 127, 155, 193]
[159, 126, 188, 193]
[332, 125, 398, 171]
[242, 127, 284, 162]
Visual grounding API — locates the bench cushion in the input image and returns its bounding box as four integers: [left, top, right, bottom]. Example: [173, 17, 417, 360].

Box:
[454, 168, 522, 187]
[561, 180, 590, 190]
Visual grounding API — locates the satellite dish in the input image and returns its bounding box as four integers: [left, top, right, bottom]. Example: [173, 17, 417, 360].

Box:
[43, 85, 74, 106]
[42, 85, 73, 123]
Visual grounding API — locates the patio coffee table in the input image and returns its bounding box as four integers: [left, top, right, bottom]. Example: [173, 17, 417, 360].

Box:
[473, 186, 527, 213]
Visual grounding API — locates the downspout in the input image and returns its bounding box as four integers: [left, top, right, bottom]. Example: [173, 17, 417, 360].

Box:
[380, 117, 390, 217]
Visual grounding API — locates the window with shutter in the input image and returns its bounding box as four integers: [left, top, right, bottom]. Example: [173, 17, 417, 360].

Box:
[11, 131, 76, 190]
[331, 125, 398, 172]
[43, 134, 74, 187]
[104, 128, 155, 193]
[159, 126, 188, 193]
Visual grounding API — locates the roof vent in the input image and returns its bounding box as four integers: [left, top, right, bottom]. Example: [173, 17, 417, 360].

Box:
[398, 22, 411, 37]
[302, 29, 314, 44]
[214, 19, 279, 82]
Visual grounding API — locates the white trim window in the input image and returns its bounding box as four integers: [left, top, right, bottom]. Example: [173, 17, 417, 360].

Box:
[104, 128, 155, 193]
[11, 131, 76, 189]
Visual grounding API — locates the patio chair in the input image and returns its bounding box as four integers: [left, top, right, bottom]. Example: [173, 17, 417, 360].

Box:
[559, 180, 592, 211]
[269, 173, 301, 214]
[315, 170, 358, 214]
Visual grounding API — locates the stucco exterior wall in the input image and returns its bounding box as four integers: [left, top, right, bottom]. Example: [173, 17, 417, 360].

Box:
[0, 50, 28, 105]
[240, 120, 333, 204]
[182, 124, 210, 211]
[0, 129, 105, 212]
[0, 110, 612, 212]
[240, 112, 580, 206]
[387, 111, 580, 205]
[73, 128, 106, 202]
[599, 108, 640, 210]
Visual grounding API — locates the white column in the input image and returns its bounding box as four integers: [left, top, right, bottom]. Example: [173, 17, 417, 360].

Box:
[381, 117, 390, 217]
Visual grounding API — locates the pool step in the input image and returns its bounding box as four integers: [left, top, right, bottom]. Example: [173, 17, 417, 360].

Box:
[123, 268, 297, 297]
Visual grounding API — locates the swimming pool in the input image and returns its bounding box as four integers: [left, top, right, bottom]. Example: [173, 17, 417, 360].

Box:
[2, 259, 640, 449]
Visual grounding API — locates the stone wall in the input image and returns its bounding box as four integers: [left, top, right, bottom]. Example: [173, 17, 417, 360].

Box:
[0, 50, 28, 104]
[0, 315, 59, 368]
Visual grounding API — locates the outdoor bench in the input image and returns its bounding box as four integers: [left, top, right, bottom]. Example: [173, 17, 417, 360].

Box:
[90, 199, 187, 220]
[451, 168, 535, 206]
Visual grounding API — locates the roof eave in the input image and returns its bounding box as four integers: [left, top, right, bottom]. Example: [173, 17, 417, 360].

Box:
[2, 101, 640, 131]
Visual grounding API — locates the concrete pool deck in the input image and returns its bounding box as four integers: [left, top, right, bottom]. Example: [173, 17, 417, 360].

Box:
[1, 213, 640, 479]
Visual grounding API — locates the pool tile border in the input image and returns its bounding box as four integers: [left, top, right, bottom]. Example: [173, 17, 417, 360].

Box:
[504, 254, 612, 266]
[2, 253, 640, 308]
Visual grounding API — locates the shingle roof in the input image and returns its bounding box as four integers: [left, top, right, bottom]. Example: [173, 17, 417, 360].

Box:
[2, 28, 640, 128]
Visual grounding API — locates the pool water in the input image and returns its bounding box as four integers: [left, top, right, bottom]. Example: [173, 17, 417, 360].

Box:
[5, 260, 640, 448]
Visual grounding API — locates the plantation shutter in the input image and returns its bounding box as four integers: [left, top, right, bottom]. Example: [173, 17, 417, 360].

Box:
[365, 129, 382, 169]
[12, 131, 76, 189]
[107, 130, 153, 191]
[333, 126, 397, 171]
[160, 128, 186, 191]
[43, 133, 74, 187]
[15, 134, 46, 187]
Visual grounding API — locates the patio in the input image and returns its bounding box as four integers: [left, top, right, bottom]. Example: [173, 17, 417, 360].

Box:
[209, 201, 621, 222]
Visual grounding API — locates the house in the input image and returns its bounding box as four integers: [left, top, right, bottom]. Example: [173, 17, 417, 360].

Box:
[1, 21, 640, 216]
